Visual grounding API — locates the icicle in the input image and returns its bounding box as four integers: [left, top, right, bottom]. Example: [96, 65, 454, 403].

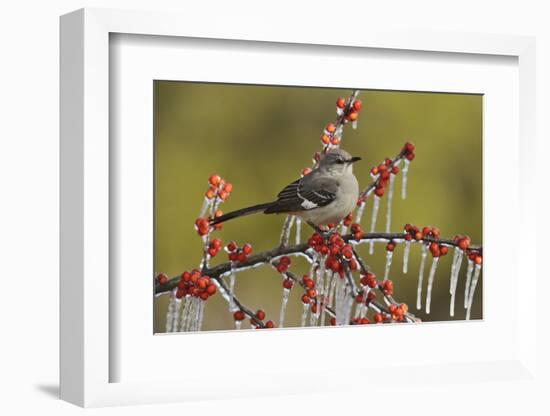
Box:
[196, 300, 206, 331]
[301, 303, 309, 327]
[383, 250, 393, 281]
[369, 196, 380, 254]
[165, 293, 178, 333]
[295, 217, 302, 245]
[279, 288, 290, 328]
[385, 174, 396, 233]
[172, 298, 183, 331]
[466, 264, 481, 320]
[234, 320, 242, 330]
[403, 240, 411, 274]
[425, 257, 440, 314]
[199, 198, 211, 218]
[449, 250, 464, 317]
[355, 201, 366, 224]
[311, 262, 325, 327]
[320, 272, 335, 325]
[178, 297, 189, 332]
[401, 159, 410, 199]
[416, 245, 428, 310]
[449, 248, 458, 293]
[228, 264, 237, 312]
[464, 259, 474, 309]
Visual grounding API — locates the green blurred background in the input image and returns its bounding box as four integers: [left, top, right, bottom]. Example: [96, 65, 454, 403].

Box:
[154, 81, 482, 333]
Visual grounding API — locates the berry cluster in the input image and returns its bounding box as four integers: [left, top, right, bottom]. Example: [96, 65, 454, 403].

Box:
[336, 96, 362, 122]
[402, 141, 416, 161]
[319, 97, 362, 147]
[388, 303, 409, 322]
[300, 275, 318, 305]
[350, 223, 364, 241]
[403, 224, 449, 257]
[454, 235, 482, 264]
[226, 241, 253, 263]
[307, 232, 358, 274]
[194, 174, 233, 236]
[207, 238, 222, 257]
[352, 316, 371, 325]
[205, 174, 233, 202]
[275, 256, 291, 273]
[251, 309, 275, 329]
[175, 270, 217, 300]
[370, 158, 400, 198]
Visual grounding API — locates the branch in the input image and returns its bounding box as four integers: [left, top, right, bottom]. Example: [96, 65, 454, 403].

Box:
[155, 231, 482, 294]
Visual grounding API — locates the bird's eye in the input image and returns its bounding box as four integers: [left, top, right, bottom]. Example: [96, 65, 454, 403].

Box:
[336, 158, 345, 164]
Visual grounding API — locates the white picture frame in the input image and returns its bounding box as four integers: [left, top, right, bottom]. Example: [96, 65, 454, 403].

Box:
[60, 7, 538, 408]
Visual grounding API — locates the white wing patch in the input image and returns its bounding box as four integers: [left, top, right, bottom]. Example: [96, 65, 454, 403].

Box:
[301, 199, 318, 209]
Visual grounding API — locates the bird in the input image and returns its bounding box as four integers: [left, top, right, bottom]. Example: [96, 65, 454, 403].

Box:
[210, 148, 361, 232]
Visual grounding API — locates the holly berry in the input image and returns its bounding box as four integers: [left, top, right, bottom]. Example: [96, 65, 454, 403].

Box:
[282, 279, 294, 290]
[352, 100, 362, 111]
[336, 97, 346, 109]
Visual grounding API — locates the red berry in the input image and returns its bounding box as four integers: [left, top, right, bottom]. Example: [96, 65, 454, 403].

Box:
[209, 174, 221, 186]
[200, 291, 209, 301]
[255, 309, 266, 320]
[458, 237, 470, 251]
[205, 188, 216, 199]
[336, 97, 346, 108]
[157, 273, 168, 285]
[206, 284, 217, 295]
[330, 317, 336, 326]
[374, 313, 383, 323]
[223, 182, 233, 193]
[242, 243, 253, 255]
[326, 123, 336, 133]
[386, 242, 396, 252]
[321, 134, 331, 144]
[226, 241, 237, 252]
[265, 320, 274, 328]
[374, 187, 385, 197]
[404, 142, 415, 152]
[352, 100, 362, 111]
[307, 289, 317, 298]
[283, 279, 294, 290]
[440, 245, 449, 255]
[233, 310, 245, 321]
[208, 248, 218, 257]
[348, 111, 358, 121]
[301, 294, 311, 304]
[175, 288, 185, 299]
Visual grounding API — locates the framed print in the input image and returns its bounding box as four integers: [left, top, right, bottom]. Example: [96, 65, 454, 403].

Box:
[60, 8, 538, 408]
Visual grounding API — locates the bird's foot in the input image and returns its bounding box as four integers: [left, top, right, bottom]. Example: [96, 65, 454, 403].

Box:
[306, 221, 335, 241]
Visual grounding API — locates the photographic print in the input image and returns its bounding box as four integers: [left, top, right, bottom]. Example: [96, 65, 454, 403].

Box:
[154, 82, 482, 333]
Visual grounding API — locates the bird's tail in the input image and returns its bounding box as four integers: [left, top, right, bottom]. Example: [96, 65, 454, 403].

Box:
[210, 202, 273, 225]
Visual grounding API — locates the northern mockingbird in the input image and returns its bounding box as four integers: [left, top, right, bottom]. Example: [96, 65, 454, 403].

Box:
[210, 148, 361, 231]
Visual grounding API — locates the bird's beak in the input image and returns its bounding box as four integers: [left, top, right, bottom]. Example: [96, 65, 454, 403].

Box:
[349, 156, 362, 163]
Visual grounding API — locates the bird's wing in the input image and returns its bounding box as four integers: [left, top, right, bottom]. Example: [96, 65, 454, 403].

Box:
[265, 174, 337, 213]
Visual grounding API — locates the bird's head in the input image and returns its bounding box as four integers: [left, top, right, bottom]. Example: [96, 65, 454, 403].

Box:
[318, 148, 361, 175]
